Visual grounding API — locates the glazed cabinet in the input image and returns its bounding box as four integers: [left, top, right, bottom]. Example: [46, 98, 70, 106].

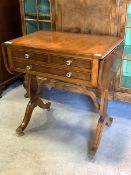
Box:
[19, 0, 56, 34]
[115, 2, 131, 102]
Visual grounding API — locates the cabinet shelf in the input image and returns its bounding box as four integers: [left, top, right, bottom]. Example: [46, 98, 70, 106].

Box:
[123, 55, 131, 61]
[24, 18, 51, 23]
[25, 13, 51, 17]
[123, 45, 131, 60]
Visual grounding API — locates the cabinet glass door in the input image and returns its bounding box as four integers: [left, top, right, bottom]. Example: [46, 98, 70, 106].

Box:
[38, 0, 50, 14]
[22, 0, 54, 34]
[121, 46, 131, 88]
[38, 0, 51, 31]
[120, 3, 131, 89]
[24, 0, 38, 34]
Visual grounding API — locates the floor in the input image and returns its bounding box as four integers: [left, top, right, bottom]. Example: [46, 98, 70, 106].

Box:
[0, 82, 131, 175]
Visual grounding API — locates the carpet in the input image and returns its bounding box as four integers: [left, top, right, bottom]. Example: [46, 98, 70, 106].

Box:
[0, 82, 131, 175]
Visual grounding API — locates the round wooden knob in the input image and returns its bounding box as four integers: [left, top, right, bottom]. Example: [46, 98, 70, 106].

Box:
[66, 72, 72, 78]
[25, 54, 30, 59]
[66, 60, 73, 66]
[26, 65, 32, 71]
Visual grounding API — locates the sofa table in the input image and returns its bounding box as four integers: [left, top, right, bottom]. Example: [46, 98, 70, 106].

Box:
[2, 31, 124, 154]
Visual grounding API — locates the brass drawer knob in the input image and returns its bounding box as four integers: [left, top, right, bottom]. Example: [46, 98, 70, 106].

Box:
[25, 54, 30, 59]
[26, 65, 32, 71]
[66, 72, 72, 78]
[66, 60, 73, 66]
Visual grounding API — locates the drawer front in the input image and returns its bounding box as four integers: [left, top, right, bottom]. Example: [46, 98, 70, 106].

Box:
[50, 54, 92, 69]
[12, 48, 48, 63]
[13, 60, 91, 82]
[9, 48, 98, 87]
[12, 48, 92, 70]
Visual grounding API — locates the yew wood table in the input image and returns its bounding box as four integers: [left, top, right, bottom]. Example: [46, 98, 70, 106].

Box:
[2, 31, 124, 154]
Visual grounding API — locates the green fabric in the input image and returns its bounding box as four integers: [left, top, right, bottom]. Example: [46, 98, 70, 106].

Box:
[24, 0, 51, 34]
[38, 0, 50, 14]
[25, 0, 36, 13]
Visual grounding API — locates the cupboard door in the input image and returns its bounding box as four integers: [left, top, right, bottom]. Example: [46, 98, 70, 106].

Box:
[120, 3, 131, 90]
[20, 0, 56, 34]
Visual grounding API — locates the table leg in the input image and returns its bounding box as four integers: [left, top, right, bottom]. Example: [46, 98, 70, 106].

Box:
[16, 75, 51, 136]
[23, 74, 30, 98]
[91, 90, 113, 154]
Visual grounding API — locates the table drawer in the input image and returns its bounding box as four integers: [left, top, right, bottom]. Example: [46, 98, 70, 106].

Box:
[9, 48, 98, 87]
[12, 48, 48, 63]
[13, 61, 91, 82]
[12, 48, 92, 70]
[50, 54, 92, 69]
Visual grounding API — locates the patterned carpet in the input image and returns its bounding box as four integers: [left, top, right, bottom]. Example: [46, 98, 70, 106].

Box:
[0, 82, 131, 175]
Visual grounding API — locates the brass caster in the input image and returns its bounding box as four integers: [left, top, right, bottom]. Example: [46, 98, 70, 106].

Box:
[16, 127, 25, 136]
[24, 93, 29, 98]
[106, 117, 113, 127]
[46, 102, 51, 111]
[88, 148, 96, 160]
[88, 149, 96, 160]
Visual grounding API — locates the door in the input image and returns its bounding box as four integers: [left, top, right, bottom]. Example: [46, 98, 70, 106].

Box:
[120, 3, 131, 90]
[20, 0, 56, 35]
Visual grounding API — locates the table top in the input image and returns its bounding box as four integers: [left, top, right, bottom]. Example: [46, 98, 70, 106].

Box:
[8, 31, 124, 59]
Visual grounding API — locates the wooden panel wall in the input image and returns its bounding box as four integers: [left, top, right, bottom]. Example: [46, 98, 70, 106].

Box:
[56, 0, 128, 37]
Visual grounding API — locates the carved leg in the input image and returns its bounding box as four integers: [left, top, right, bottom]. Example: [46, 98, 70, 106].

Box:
[37, 98, 51, 110]
[82, 87, 100, 110]
[16, 75, 51, 136]
[23, 74, 30, 98]
[90, 90, 113, 154]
